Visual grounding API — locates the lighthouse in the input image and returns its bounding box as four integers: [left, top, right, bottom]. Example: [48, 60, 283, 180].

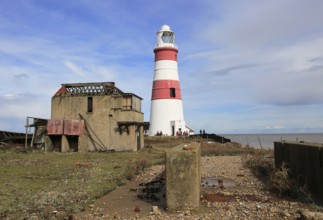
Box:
[149, 25, 187, 136]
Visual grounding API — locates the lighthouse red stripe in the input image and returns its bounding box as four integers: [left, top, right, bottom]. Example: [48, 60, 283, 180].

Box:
[154, 47, 178, 61]
[151, 80, 182, 100]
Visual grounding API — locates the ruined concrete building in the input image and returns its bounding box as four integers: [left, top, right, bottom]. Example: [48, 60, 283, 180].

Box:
[45, 82, 144, 152]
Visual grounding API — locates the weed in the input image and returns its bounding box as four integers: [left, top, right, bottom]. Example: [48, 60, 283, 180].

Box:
[124, 158, 150, 180]
[244, 153, 275, 177]
[245, 153, 313, 203]
[270, 162, 291, 194]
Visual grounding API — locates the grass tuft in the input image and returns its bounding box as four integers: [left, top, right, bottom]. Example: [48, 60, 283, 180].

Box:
[245, 153, 313, 203]
[124, 158, 150, 180]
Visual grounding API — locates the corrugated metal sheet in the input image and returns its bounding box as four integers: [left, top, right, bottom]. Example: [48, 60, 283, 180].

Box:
[64, 120, 84, 135]
[47, 119, 64, 135]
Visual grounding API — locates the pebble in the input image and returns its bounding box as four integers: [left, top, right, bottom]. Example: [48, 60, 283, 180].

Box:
[281, 209, 291, 218]
[74, 156, 322, 220]
[152, 206, 161, 215]
[299, 209, 323, 220]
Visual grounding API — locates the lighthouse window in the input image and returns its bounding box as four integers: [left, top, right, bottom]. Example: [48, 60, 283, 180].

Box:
[162, 32, 174, 43]
[170, 88, 176, 98]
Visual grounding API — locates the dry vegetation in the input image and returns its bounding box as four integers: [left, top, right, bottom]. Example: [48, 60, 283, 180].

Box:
[0, 136, 318, 219]
[245, 154, 313, 203]
[0, 145, 164, 219]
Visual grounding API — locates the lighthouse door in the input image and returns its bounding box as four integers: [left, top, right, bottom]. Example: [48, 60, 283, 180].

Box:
[171, 126, 175, 136]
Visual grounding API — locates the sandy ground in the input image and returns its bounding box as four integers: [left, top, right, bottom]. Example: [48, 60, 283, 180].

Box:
[75, 156, 322, 219]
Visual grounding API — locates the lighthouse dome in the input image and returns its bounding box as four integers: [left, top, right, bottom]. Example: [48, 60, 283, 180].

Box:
[161, 25, 171, 31]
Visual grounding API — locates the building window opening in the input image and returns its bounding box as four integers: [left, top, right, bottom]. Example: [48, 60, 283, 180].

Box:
[170, 88, 176, 98]
[87, 97, 93, 113]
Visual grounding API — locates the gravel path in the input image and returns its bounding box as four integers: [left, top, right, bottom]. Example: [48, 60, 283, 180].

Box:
[76, 156, 322, 219]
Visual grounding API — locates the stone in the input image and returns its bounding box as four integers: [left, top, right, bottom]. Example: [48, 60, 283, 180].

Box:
[256, 204, 261, 210]
[223, 205, 231, 211]
[281, 209, 291, 218]
[134, 206, 141, 212]
[29, 215, 40, 220]
[152, 206, 161, 215]
[218, 191, 232, 197]
[298, 209, 323, 220]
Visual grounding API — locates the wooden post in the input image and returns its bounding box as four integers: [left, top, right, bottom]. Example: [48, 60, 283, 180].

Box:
[25, 117, 29, 150]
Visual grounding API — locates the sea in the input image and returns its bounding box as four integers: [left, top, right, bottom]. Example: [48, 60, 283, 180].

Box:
[220, 133, 323, 149]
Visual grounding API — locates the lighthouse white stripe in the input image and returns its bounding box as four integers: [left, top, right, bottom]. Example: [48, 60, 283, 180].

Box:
[154, 70, 179, 81]
[154, 60, 179, 81]
[154, 60, 178, 69]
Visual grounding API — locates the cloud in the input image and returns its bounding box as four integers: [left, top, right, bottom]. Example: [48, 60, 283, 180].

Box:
[1, 0, 323, 134]
[14, 73, 29, 79]
[63, 61, 85, 77]
[205, 63, 260, 77]
[0, 92, 50, 124]
[200, 0, 323, 48]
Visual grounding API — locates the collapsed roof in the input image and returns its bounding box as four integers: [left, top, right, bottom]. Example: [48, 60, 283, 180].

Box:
[53, 82, 142, 99]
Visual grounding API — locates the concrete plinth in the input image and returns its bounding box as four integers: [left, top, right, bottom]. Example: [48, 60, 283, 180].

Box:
[61, 135, 70, 152]
[44, 135, 53, 152]
[165, 143, 201, 211]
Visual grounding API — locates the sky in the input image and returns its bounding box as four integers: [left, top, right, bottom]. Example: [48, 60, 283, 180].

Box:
[1, 0, 323, 134]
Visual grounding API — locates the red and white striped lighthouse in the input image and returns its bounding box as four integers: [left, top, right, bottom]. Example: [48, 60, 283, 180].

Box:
[149, 25, 187, 136]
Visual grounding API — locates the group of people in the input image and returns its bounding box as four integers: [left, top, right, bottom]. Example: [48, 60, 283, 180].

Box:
[176, 130, 189, 136]
[154, 130, 189, 136]
[155, 131, 163, 136]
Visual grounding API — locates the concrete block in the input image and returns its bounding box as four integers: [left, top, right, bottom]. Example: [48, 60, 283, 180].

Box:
[44, 135, 54, 152]
[61, 135, 70, 152]
[165, 143, 201, 211]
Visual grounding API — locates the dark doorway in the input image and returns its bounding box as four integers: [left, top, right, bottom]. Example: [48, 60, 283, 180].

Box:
[49, 135, 62, 151]
[66, 136, 79, 152]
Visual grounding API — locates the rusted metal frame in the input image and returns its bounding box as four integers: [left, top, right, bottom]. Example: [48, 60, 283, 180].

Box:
[61, 82, 124, 96]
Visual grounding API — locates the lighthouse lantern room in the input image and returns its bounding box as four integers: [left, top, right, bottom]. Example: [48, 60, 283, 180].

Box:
[149, 25, 188, 136]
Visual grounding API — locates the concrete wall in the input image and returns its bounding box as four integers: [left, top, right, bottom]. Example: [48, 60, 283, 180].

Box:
[50, 94, 144, 151]
[274, 141, 323, 201]
[165, 143, 201, 211]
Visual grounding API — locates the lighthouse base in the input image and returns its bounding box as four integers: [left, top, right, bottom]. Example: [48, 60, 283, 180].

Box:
[149, 99, 186, 136]
[149, 119, 187, 136]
